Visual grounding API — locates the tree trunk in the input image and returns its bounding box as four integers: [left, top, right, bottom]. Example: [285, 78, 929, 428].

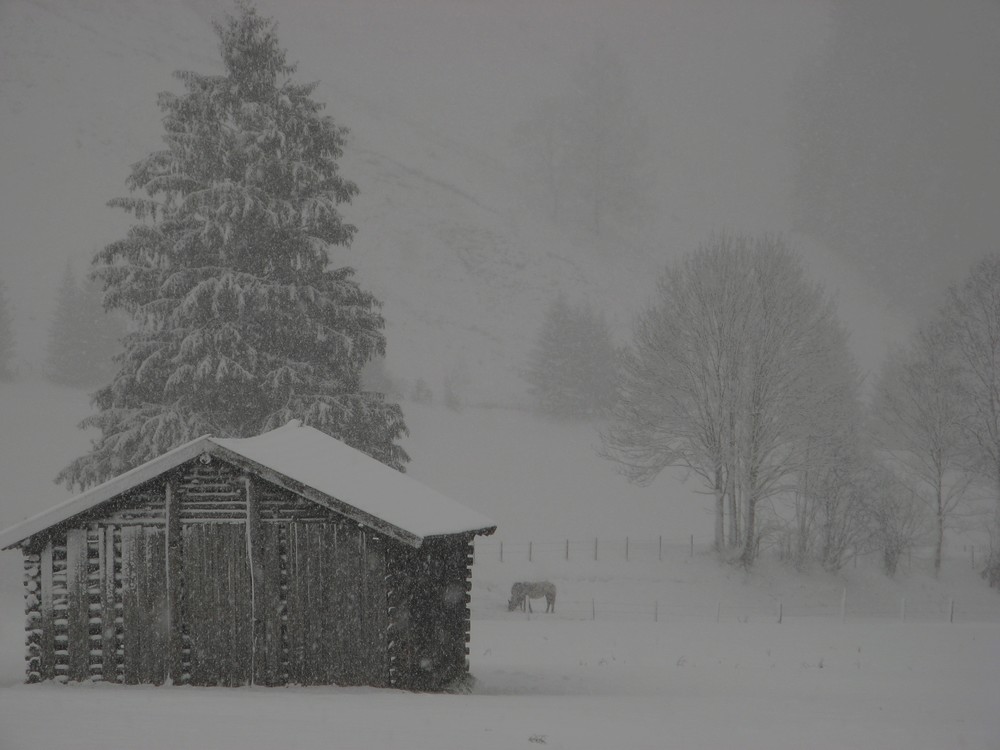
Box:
[728, 471, 740, 549]
[714, 467, 725, 551]
[934, 477, 944, 575]
[741, 497, 757, 567]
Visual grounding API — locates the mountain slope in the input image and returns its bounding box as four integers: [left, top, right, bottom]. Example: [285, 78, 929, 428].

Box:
[0, 0, 662, 404]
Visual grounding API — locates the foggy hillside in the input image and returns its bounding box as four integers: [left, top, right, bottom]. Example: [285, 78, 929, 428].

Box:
[0, 0, 929, 400]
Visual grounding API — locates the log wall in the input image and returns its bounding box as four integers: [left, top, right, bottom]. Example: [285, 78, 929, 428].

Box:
[18, 454, 468, 690]
[386, 535, 475, 690]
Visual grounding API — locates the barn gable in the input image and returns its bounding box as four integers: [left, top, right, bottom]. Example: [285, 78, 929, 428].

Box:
[0, 420, 496, 551]
[1, 423, 495, 690]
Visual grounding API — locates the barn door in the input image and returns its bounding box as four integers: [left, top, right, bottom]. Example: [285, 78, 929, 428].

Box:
[283, 522, 352, 684]
[281, 522, 388, 686]
[120, 526, 169, 684]
[182, 523, 253, 686]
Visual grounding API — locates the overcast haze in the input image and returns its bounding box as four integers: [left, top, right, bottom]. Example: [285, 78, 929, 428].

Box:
[1, 0, 998, 384]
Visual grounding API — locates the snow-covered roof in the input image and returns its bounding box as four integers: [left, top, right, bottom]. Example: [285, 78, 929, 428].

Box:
[0, 421, 496, 550]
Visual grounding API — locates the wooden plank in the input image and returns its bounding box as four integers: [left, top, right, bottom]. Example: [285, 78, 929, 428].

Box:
[208, 527, 224, 685]
[139, 528, 153, 684]
[165, 481, 184, 683]
[246, 476, 264, 686]
[260, 522, 282, 685]
[363, 534, 388, 686]
[181, 522, 254, 687]
[146, 527, 168, 684]
[120, 525, 141, 684]
[324, 524, 342, 683]
[333, 524, 361, 684]
[286, 523, 304, 683]
[385, 545, 414, 688]
[51, 539, 69, 683]
[113, 528, 125, 683]
[326, 523, 343, 684]
[192, 523, 218, 686]
[100, 527, 117, 682]
[182, 525, 204, 685]
[282, 523, 295, 683]
[39, 540, 55, 681]
[300, 524, 316, 685]
[232, 521, 252, 686]
[313, 524, 330, 684]
[65, 529, 90, 682]
[23, 551, 42, 683]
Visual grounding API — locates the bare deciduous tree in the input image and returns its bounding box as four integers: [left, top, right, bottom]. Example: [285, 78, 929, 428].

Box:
[868, 466, 929, 577]
[942, 255, 1000, 587]
[602, 233, 860, 566]
[871, 322, 969, 574]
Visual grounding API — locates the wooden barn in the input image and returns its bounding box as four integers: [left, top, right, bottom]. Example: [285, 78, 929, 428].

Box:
[0, 421, 496, 690]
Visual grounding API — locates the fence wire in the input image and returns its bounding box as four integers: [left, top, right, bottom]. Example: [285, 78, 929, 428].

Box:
[474, 535, 699, 563]
[472, 535, 1000, 624]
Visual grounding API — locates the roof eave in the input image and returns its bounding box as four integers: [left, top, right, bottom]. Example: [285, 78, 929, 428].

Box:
[420, 524, 498, 545]
[0, 434, 213, 551]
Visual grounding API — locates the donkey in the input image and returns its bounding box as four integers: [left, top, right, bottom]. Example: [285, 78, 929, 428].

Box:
[508, 581, 556, 613]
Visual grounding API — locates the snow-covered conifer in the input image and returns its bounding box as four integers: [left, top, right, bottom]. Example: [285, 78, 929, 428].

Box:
[523, 294, 617, 419]
[58, 4, 407, 490]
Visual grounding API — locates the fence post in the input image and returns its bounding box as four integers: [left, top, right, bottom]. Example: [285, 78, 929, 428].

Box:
[654, 600, 659, 623]
[499, 540, 503, 562]
[689, 534, 694, 558]
[777, 599, 783, 624]
[528, 541, 533, 562]
[840, 587, 846, 623]
[594, 537, 598, 561]
[950, 599, 955, 623]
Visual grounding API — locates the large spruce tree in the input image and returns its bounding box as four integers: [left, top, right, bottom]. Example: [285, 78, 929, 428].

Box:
[59, 5, 408, 490]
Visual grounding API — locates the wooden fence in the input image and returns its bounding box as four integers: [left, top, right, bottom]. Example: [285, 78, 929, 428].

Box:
[478, 591, 998, 624]
[474, 535, 699, 563]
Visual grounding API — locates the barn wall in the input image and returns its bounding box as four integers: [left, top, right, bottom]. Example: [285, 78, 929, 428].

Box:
[23, 526, 132, 684]
[21, 455, 436, 688]
[387, 535, 474, 690]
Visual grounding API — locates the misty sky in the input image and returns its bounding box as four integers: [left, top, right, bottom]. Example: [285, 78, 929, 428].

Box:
[0, 0, 997, 380]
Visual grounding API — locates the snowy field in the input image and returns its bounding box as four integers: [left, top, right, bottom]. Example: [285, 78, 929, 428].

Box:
[1, 619, 997, 750]
[1, 383, 999, 749]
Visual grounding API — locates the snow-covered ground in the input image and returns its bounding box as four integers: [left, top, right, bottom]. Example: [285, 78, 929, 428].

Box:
[1, 620, 998, 750]
[1, 382, 999, 749]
